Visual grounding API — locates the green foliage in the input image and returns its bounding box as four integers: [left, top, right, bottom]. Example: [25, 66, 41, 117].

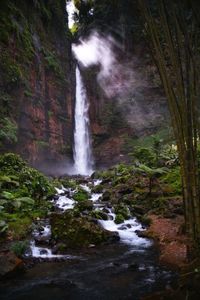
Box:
[0, 118, 18, 145]
[0, 153, 26, 172]
[0, 92, 12, 115]
[0, 153, 55, 238]
[41, 48, 64, 78]
[124, 128, 174, 153]
[0, 51, 22, 86]
[131, 147, 156, 167]
[73, 188, 89, 202]
[133, 164, 168, 177]
[161, 167, 182, 195]
[0, 220, 8, 233]
[11, 240, 28, 257]
[115, 214, 125, 224]
[114, 204, 130, 220]
[159, 144, 179, 166]
[0, 153, 55, 205]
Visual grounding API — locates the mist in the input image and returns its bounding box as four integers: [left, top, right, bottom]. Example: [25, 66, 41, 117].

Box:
[72, 31, 137, 98]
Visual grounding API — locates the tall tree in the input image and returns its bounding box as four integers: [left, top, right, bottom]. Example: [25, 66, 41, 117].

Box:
[139, 0, 200, 244]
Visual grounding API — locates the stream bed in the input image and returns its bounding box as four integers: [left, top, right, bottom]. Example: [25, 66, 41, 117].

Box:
[0, 178, 177, 300]
[0, 244, 177, 300]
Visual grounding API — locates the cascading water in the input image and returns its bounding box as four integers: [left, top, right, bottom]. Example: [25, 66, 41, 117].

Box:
[73, 66, 93, 175]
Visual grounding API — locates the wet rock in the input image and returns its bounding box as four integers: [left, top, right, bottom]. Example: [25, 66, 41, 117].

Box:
[135, 230, 147, 238]
[132, 205, 146, 215]
[51, 245, 58, 254]
[102, 190, 111, 202]
[91, 210, 109, 221]
[117, 184, 133, 195]
[92, 185, 103, 193]
[107, 231, 120, 243]
[128, 263, 138, 270]
[76, 200, 93, 212]
[40, 249, 48, 255]
[118, 225, 127, 230]
[126, 224, 132, 228]
[0, 251, 23, 278]
[102, 207, 111, 214]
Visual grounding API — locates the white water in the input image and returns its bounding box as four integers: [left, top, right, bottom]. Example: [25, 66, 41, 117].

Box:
[98, 208, 151, 247]
[73, 66, 93, 176]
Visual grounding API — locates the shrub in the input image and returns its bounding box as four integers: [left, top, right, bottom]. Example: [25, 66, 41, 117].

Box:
[11, 240, 29, 257]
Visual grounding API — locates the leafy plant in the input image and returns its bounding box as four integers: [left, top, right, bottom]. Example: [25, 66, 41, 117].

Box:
[133, 164, 168, 194]
[11, 240, 29, 257]
[0, 220, 9, 233]
[131, 147, 156, 167]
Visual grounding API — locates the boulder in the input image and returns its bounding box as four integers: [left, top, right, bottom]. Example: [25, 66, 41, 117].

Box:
[51, 211, 119, 250]
[0, 251, 23, 278]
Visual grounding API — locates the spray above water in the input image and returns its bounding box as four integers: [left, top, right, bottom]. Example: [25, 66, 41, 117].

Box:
[73, 66, 93, 176]
[72, 31, 136, 98]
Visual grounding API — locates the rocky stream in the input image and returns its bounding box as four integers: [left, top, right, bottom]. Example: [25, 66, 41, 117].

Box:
[0, 177, 177, 300]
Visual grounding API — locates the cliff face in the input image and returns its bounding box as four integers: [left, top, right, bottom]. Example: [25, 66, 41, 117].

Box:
[0, 0, 74, 168]
[0, 0, 170, 170]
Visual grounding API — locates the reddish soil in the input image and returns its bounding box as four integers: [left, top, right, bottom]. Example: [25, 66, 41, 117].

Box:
[146, 214, 189, 268]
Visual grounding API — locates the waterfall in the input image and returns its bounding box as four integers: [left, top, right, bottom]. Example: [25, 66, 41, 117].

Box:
[73, 66, 93, 176]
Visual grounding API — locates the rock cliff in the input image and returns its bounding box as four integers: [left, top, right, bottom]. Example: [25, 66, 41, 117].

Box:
[0, 0, 74, 168]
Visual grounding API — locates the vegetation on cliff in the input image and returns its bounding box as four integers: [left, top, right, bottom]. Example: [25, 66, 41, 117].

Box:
[0, 0, 73, 164]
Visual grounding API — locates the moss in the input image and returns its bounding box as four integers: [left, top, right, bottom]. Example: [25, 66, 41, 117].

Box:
[41, 47, 64, 78]
[75, 200, 93, 212]
[0, 51, 22, 85]
[114, 204, 130, 220]
[35, 140, 49, 149]
[73, 189, 89, 202]
[0, 118, 18, 145]
[90, 210, 108, 220]
[115, 214, 125, 224]
[91, 184, 103, 193]
[51, 211, 112, 249]
[0, 92, 13, 115]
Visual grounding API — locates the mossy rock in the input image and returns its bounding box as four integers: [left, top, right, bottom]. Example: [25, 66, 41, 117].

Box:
[102, 190, 111, 202]
[73, 189, 89, 202]
[115, 184, 133, 195]
[91, 184, 103, 193]
[114, 204, 130, 220]
[115, 214, 125, 224]
[90, 210, 109, 220]
[75, 200, 93, 212]
[139, 215, 152, 226]
[51, 211, 118, 249]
